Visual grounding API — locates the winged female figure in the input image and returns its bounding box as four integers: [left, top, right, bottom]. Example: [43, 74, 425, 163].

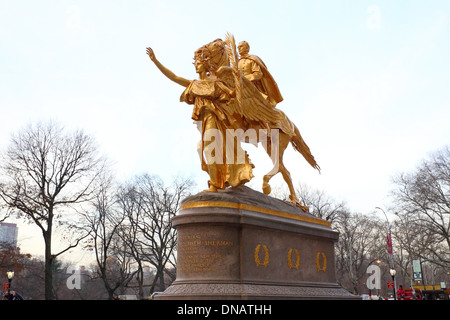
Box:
[146, 35, 319, 211]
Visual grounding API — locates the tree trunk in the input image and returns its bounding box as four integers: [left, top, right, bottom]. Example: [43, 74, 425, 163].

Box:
[158, 265, 165, 291]
[44, 230, 54, 300]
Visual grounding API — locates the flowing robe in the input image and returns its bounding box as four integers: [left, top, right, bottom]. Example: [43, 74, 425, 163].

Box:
[180, 79, 254, 189]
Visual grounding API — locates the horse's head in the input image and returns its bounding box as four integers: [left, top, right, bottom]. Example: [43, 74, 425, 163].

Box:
[194, 39, 230, 74]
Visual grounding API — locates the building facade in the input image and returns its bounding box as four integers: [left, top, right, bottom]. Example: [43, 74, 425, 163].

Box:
[0, 222, 18, 247]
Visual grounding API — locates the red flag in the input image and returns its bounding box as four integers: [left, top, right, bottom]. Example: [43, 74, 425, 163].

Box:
[387, 233, 393, 254]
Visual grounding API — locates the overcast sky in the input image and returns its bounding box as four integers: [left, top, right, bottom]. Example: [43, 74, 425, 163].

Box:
[1, 0, 449, 261]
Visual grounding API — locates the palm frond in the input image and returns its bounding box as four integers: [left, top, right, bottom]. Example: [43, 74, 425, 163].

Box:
[225, 32, 243, 108]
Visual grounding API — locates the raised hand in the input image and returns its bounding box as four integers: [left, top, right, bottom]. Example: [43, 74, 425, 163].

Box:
[146, 47, 156, 61]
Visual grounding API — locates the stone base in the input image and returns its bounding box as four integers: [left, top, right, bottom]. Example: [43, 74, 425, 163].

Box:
[156, 186, 357, 300]
[160, 282, 355, 300]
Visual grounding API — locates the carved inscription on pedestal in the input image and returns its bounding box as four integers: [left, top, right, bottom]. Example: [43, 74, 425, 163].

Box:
[177, 233, 234, 273]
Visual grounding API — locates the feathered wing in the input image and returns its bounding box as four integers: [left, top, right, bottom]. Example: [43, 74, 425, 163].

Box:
[240, 76, 284, 124]
[218, 67, 285, 126]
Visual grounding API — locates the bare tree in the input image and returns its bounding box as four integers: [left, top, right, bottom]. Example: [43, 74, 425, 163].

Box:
[270, 183, 347, 223]
[391, 146, 450, 269]
[12, 256, 46, 299]
[0, 121, 106, 299]
[82, 173, 135, 299]
[296, 183, 347, 223]
[334, 211, 385, 294]
[120, 174, 193, 293]
[115, 183, 147, 298]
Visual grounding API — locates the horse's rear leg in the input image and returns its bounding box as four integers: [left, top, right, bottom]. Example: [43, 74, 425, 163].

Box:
[277, 134, 308, 211]
[279, 165, 308, 212]
[280, 165, 295, 201]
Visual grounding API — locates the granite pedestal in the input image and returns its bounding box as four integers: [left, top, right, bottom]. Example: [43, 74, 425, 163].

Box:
[156, 186, 357, 300]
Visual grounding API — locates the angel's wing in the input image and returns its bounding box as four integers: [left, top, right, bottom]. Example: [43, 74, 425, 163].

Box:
[217, 67, 283, 122]
[240, 75, 284, 124]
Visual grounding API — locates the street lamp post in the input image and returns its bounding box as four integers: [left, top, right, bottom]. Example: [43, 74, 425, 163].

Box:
[390, 268, 397, 300]
[6, 270, 14, 298]
[376, 207, 397, 300]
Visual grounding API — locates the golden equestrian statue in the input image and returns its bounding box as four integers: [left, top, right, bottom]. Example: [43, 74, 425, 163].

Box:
[146, 34, 320, 211]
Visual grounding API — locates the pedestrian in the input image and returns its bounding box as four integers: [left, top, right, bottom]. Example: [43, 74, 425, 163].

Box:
[397, 285, 406, 300]
[2, 291, 23, 300]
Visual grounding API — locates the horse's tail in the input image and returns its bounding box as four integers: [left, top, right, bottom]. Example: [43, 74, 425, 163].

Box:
[291, 123, 321, 173]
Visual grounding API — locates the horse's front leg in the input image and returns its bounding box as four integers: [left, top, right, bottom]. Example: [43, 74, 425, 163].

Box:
[261, 135, 280, 195]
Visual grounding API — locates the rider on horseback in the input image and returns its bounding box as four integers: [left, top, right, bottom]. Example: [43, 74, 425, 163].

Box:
[237, 41, 283, 108]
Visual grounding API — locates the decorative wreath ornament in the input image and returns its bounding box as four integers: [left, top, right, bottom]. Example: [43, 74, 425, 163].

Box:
[287, 248, 300, 269]
[315, 252, 327, 272]
[254, 244, 269, 266]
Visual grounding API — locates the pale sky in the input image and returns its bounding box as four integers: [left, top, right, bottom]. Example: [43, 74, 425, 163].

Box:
[1, 1, 449, 262]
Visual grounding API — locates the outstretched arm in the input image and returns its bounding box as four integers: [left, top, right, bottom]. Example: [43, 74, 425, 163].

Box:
[146, 47, 190, 87]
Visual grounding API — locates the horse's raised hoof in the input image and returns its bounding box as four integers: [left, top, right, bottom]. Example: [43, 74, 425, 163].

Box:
[262, 183, 271, 195]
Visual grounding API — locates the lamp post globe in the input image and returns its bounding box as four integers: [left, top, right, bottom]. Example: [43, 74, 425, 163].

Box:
[6, 270, 14, 280]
